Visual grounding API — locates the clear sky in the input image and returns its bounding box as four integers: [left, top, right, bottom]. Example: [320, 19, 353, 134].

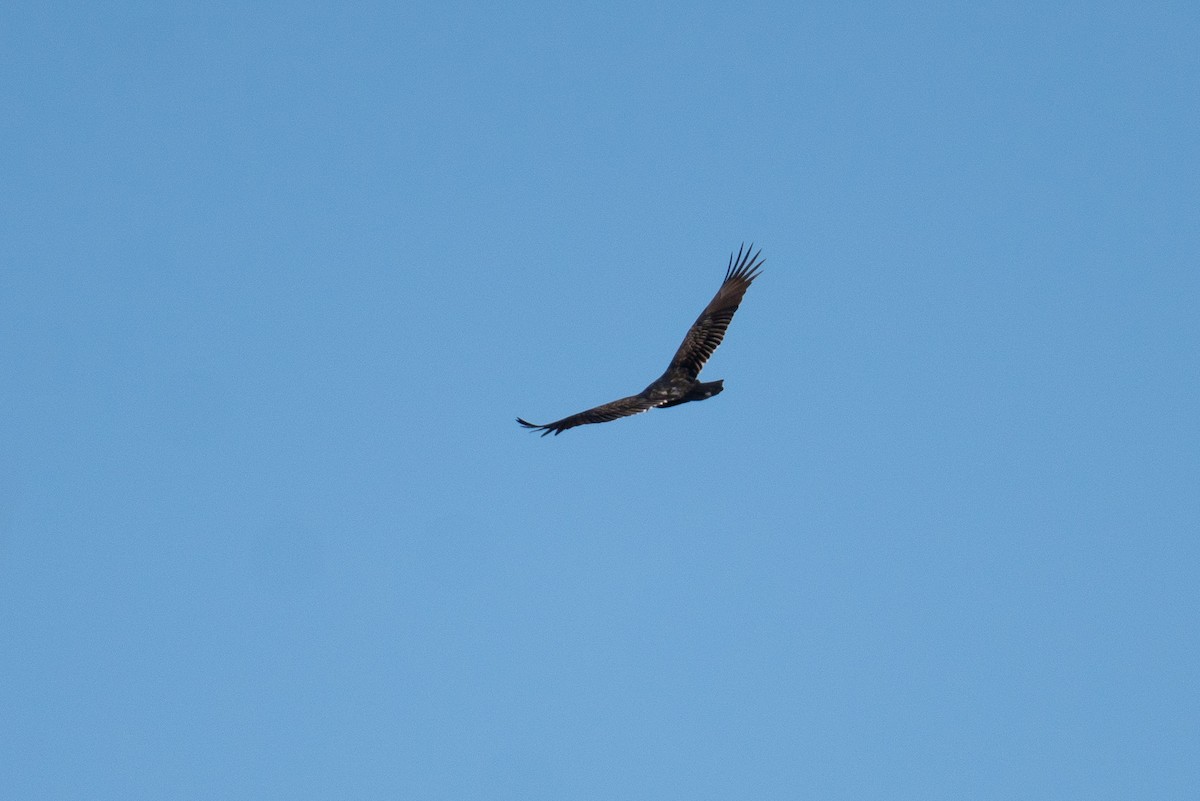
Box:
[2, 2, 1198, 798]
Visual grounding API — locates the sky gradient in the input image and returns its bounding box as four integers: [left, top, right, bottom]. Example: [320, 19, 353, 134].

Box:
[3, 2, 1198, 799]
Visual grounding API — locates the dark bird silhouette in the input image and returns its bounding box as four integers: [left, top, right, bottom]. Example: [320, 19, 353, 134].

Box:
[518, 244, 764, 436]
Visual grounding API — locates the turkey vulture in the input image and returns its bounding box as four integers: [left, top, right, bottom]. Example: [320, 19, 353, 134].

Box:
[518, 244, 764, 436]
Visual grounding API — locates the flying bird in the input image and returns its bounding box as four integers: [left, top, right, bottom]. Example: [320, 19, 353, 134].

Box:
[517, 244, 764, 436]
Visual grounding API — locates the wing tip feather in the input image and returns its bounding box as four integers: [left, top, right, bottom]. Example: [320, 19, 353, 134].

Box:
[726, 241, 763, 284]
[517, 416, 562, 436]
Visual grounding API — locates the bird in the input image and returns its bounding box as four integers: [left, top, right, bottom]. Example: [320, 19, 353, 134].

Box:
[517, 244, 764, 436]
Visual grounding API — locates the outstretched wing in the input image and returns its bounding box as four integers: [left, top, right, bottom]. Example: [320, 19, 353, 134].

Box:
[667, 243, 764, 380]
[519, 244, 763, 437]
[517, 393, 663, 436]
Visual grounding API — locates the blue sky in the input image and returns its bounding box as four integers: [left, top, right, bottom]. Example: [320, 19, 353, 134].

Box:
[2, 2, 1198, 798]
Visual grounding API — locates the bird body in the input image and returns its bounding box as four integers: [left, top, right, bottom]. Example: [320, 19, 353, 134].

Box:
[518, 245, 763, 436]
